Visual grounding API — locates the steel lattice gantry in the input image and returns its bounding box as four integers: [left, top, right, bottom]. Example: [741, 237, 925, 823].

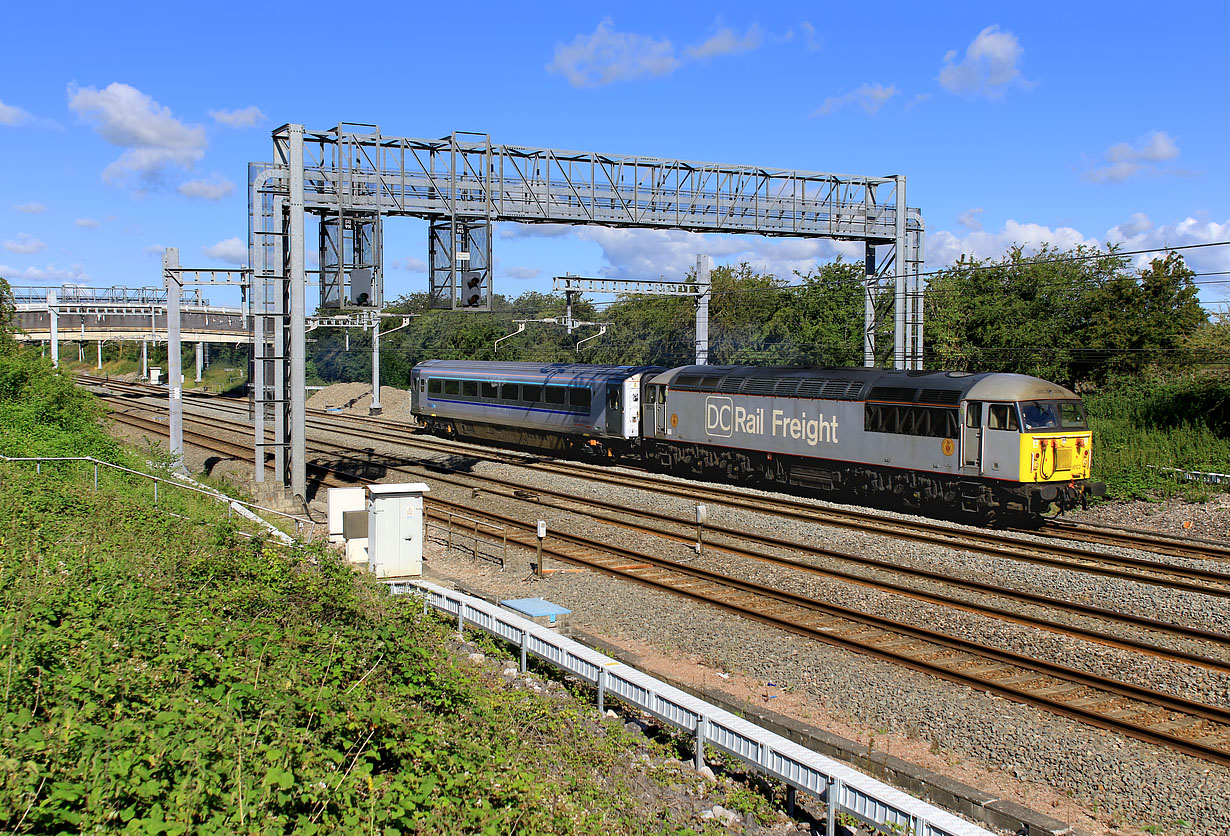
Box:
[248, 123, 924, 498]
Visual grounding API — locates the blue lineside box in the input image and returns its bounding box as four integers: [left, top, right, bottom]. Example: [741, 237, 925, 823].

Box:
[501, 598, 572, 629]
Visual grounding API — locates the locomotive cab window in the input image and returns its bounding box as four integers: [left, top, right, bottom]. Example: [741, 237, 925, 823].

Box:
[1019, 400, 1088, 431]
[964, 403, 981, 428]
[987, 403, 1019, 431]
[644, 386, 657, 404]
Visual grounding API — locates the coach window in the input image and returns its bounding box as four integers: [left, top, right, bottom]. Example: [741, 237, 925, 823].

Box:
[443, 380, 460, 396]
[481, 382, 498, 400]
[461, 381, 478, 398]
[544, 386, 566, 406]
[522, 384, 541, 403]
[569, 388, 591, 410]
[608, 387, 621, 409]
[988, 403, 1019, 431]
[428, 379, 442, 396]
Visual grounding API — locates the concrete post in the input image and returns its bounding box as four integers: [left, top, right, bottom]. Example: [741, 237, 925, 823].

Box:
[48, 290, 58, 368]
[164, 248, 185, 471]
[96, 340, 103, 370]
[288, 124, 307, 500]
[195, 341, 203, 383]
[695, 254, 711, 366]
[141, 339, 148, 380]
[370, 320, 382, 415]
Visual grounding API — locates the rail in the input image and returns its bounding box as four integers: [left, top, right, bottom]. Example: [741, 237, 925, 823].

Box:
[391, 580, 993, 836]
[0, 455, 314, 540]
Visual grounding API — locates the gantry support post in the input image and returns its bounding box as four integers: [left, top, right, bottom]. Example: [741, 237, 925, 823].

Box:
[195, 342, 203, 383]
[695, 254, 711, 366]
[164, 248, 185, 472]
[864, 244, 877, 367]
[894, 175, 907, 370]
[287, 124, 307, 500]
[96, 340, 103, 370]
[141, 339, 148, 380]
[47, 289, 58, 368]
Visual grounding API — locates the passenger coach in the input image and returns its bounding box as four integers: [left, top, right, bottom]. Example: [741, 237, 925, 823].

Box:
[410, 360, 662, 456]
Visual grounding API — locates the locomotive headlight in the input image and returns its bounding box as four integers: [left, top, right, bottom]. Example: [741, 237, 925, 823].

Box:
[1032, 439, 1040, 449]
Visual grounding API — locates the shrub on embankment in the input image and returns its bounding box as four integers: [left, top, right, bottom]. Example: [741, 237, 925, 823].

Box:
[0, 347, 697, 834]
[1084, 372, 1230, 501]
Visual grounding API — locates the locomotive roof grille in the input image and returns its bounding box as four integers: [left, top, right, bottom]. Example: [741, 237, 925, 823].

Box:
[868, 386, 918, 402]
[918, 388, 962, 405]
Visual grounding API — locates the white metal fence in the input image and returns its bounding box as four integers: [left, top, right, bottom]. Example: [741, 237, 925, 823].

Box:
[392, 580, 994, 836]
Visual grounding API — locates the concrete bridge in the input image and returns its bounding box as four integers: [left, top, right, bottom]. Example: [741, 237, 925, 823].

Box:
[11, 285, 248, 381]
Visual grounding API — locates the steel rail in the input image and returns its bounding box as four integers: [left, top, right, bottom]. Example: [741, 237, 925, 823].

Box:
[102, 393, 1230, 767]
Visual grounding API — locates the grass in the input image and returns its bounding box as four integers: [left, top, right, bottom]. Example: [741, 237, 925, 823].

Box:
[1084, 373, 1230, 502]
[0, 343, 760, 834]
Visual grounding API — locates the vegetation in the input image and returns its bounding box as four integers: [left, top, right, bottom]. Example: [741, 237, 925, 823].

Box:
[0, 309, 765, 834]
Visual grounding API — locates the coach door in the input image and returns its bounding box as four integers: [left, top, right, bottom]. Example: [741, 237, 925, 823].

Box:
[605, 383, 622, 436]
[962, 401, 983, 472]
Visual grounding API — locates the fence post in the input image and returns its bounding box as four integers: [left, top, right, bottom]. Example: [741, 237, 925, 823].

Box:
[520, 629, 528, 672]
[826, 776, 839, 836]
[694, 715, 707, 769]
[94, 463, 98, 491]
[154, 480, 158, 506]
[598, 667, 607, 713]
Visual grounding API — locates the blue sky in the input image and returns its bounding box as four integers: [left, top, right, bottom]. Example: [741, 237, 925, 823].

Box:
[3, 2, 1228, 310]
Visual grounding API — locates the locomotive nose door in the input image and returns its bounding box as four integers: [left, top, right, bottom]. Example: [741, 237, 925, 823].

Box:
[962, 401, 983, 472]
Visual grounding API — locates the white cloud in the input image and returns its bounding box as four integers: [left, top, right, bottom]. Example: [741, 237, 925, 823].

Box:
[576, 226, 857, 281]
[547, 18, 680, 87]
[1107, 213, 1230, 266]
[498, 223, 573, 239]
[813, 83, 899, 117]
[1082, 131, 1183, 183]
[13, 202, 48, 214]
[0, 98, 33, 126]
[800, 21, 822, 52]
[177, 174, 236, 200]
[1111, 212, 1153, 238]
[144, 244, 167, 256]
[503, 266, 542, 280]
[0, 262, 90, 282]
[392, 257, 428, 273]
[75, 218, 102, 229]
[685, 24, 764, 60]
[208, 106, 266, 128]
[3, 233, 48, 254]
[939, 25, 1029, 99]
[956, 208, 984, 231]
[926, 219, 1098, 267]
[68, 82, 207, 186]
[201, 237, 247, 264]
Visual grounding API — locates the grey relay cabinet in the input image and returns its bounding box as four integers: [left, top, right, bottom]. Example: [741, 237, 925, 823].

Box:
[366, 482, 430, 578]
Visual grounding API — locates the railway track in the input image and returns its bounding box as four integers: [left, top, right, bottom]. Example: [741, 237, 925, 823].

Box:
[94, 385, 1230, 769]
[84, 377, 1230, 599]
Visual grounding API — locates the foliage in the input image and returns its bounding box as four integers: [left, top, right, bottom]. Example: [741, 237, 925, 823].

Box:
[0, 276, 14, 339]
[924, 246, 1208, 386]
[0, 345, 121, 460]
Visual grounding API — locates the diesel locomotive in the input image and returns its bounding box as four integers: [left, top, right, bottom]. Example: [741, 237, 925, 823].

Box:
[409, 360, 1106, 517]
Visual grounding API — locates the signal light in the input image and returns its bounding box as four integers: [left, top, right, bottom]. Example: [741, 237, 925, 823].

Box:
[461, 272, 483, 307]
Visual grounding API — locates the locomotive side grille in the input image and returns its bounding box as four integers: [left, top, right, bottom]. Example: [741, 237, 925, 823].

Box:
[773, 379, 801, 397]
[868, 386, 917, 402]
[742, 377, 777, 395]
[821, 379, 851, 399]
[718, 377, 745, 394]
[795, 379, 826, 397]
[918, 388, 961, 405]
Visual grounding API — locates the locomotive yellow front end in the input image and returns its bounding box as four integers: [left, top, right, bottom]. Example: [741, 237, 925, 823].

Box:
[1014, 398, 1102, 508]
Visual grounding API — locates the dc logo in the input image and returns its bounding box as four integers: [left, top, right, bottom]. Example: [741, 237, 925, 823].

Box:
[706, 395, 733, 437]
